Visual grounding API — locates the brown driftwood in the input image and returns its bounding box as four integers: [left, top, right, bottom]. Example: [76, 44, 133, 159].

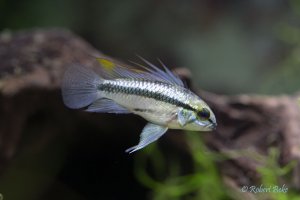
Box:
[0, 29, 299, 198]
[202, 92, 300, 191]
[0, 29, 100, 168]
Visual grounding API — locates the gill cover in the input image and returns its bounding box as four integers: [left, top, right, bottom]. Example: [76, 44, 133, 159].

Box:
[177, 108, 197, 127]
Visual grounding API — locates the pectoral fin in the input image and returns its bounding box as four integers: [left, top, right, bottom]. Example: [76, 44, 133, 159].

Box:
[178, 108, 196, 127]
[126, 123, 168, 153]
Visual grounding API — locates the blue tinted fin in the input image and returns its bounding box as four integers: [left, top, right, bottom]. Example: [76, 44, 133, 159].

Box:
[135, 55, 184, 86]
[157, 58, 185, 86]
[86, 98, 130, 114]
[96, 57, 184, 86]
[62, 64, 103, 109]
[96, 57, 155, 80]
[126, 123, 168, 153]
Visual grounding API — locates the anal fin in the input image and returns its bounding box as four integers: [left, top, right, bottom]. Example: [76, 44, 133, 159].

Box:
[86, 98, 130, 114]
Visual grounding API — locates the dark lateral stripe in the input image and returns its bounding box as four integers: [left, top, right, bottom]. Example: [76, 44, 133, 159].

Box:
[98, 83, 196, 111]
[133, 108, 154, 113]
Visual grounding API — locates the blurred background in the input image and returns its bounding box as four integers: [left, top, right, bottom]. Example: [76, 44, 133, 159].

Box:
[1, 0, 300, 200]
[2, 0, 300, 94]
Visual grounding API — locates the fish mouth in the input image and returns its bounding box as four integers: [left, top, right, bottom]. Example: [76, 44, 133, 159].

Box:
[194, 120, 217, 131]
[206, 122, 217, 130]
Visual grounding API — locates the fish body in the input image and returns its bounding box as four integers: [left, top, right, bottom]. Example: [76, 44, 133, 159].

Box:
[62, 57, 217, 153]
[98, 79, 212, 131]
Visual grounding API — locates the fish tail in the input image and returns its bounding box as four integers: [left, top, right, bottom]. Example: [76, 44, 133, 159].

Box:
[62, 64, 103, 109]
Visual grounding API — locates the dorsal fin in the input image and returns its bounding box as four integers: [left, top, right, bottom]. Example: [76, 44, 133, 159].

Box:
[95, 56, 185, 87]
[134, 55, 185, 87]
[96, 57, 149, 80]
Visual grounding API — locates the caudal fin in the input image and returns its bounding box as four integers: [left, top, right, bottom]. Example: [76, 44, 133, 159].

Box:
[61, 64, 103, 109]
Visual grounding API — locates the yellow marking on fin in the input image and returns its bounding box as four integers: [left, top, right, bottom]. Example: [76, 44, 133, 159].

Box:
[96, 57, 146, 74]
[96, 58, 116, 71]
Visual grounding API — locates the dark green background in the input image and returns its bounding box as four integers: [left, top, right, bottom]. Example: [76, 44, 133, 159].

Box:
[2, 0, 299, 94]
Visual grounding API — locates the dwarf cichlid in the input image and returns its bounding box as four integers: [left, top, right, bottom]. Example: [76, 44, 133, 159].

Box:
[62, 56, 217, 153]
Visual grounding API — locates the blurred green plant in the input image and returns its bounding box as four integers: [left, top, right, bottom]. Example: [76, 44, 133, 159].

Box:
[134, 133, 299, 200]
[134, 133, 232, 200]
[256, 148, 297, 200]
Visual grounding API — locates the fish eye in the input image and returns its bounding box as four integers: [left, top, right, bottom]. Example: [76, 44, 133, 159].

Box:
[198, 108, 210, 120]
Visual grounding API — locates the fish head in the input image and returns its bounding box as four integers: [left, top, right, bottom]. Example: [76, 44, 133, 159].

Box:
[195, 106, 217, 131]
[177, 102, 217, 131]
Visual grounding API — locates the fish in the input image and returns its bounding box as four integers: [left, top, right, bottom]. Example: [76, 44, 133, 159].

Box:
[61, 56, 217, 153]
